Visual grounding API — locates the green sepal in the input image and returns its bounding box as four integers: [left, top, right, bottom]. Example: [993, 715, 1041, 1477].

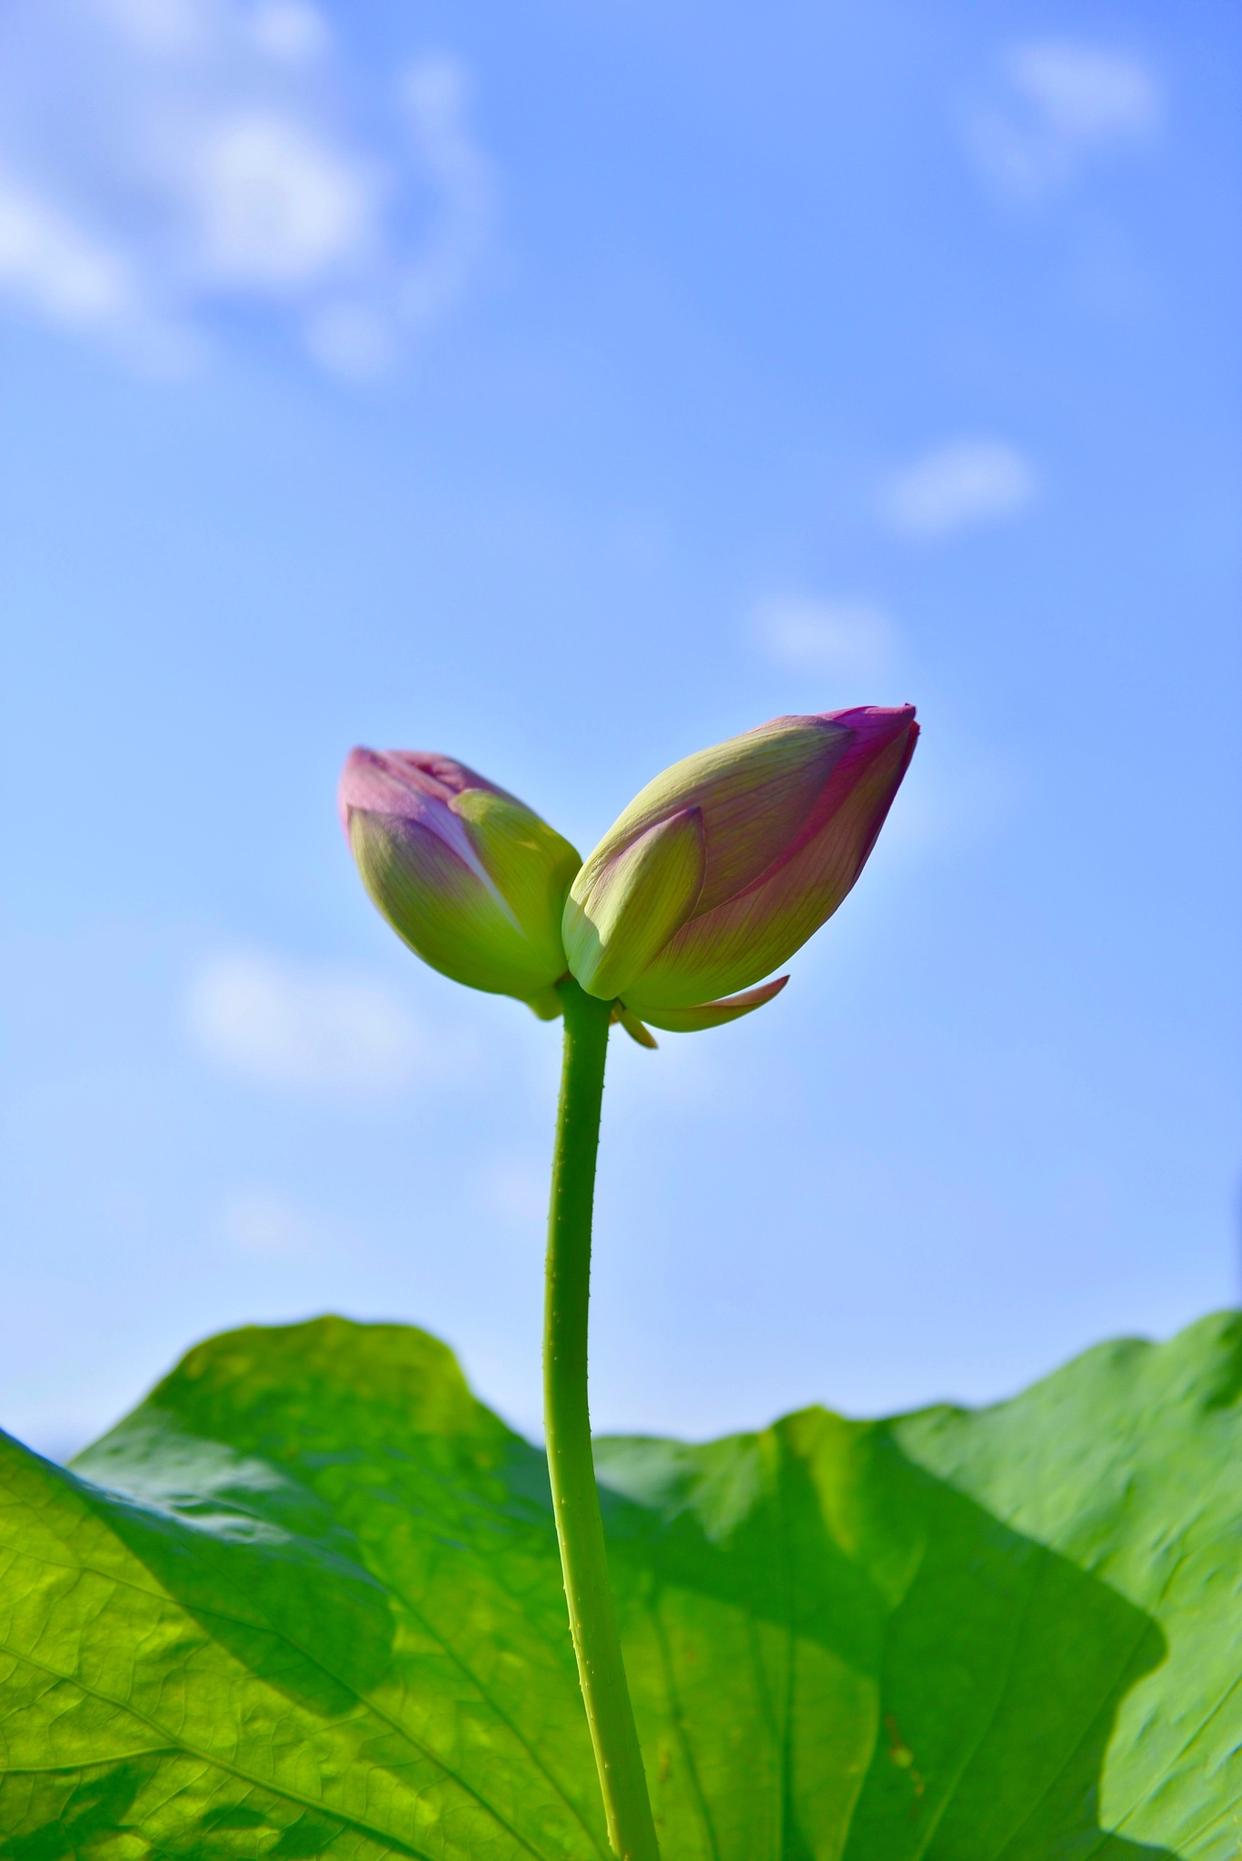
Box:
[613, 1002, 658, 1048]
[525, 984, 566, 1021]
[628, 973, 788, 1032]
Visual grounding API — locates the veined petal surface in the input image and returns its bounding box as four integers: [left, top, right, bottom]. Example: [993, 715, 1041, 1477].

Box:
[341, 747, 580, 1004]
[348, 810, 556, 997]
[574, 718, 848, 919]
[628, 710, 917, 1009]
[564, 806, 706, 1000]
[453, 788, 581, 977]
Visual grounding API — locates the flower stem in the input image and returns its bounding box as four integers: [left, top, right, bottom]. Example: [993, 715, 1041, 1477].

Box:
[544, 978, 661, 1861]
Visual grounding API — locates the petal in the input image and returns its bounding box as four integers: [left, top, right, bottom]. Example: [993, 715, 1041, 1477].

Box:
[630, 720, 917, 1007]
[453, 787, 581, 981]
[340, 748, 494, 885]
[342, 746, 581, 1006]
[338, 746, 509, 825]
[348, 809, 563, 998]
[574, 717, 848, 918]
[627, 975, 789, 1032]
[563, 805, 706, 1000]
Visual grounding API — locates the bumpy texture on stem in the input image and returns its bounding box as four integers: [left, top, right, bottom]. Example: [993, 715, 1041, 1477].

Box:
[544, 979, 661, 1861]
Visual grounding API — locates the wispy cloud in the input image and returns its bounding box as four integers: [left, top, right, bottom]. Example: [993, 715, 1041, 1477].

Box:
[751, 595, 899, 681]
[186, 114, 380, 294]
[185, 949, 425, 1095]
[216, 1186, 329, 1258]
[249, 2, 332, 63]
[879, 731, 1022, 860]
[0, 175, 139, 326]
[477, 1152, 548, 1229]
[967, 41, 1163, 201]
[301, 55, 495, 376]
[0, 1, 493, 373]
[880, 439, 1037, 540]
[401, 58, 495, 333]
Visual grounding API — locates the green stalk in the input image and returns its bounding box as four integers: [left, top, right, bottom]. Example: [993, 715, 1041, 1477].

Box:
[544, 978, 661, 1861]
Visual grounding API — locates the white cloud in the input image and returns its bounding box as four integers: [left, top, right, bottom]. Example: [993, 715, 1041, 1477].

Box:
[478, 1152, 548, 1228]
[401, 57, 495, 332]
[752, 595, 899, 680]
[185, 950, 424, 1095]
[0, 173, 137, 326]
[1008, 43, 1161, 143]
[93, 0, 205, 56]
[188, 112, 379, 291]
[217, 1188, 324, 1258]
[303, 299, 397, 376]
[0, 3, 493, 372]
[879, 732, 1021, 859]
[968, 41, 1162, 200]
[0, 169, 198, 370]
[249, 1, 331, 64]
[880, 439, 1037, 539]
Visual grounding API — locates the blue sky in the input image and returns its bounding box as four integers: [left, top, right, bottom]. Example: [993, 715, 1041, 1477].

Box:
[3, 0, 1239, 1459]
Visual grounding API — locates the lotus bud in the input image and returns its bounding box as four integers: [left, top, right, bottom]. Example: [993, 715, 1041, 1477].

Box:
[562, 706, 917, 1030]
[339, 748, 581, 1009]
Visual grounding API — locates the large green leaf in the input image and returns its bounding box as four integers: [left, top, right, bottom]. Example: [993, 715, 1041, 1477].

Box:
[0, 1312, 1237, 1858]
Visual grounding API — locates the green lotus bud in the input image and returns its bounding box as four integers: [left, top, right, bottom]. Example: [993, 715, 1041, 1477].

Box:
[339, 748, 580, 1009]
[562, 706, 918, 1031]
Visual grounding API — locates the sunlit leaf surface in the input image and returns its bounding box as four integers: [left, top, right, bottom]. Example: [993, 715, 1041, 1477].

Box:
[1, 1312, 1237, 1857]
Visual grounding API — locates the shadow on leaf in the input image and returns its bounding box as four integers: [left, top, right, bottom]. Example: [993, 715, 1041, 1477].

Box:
[0, 1319, 1177, 1858]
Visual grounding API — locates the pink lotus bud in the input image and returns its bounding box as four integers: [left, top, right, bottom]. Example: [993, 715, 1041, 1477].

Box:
[562, 706, 917, 1030]
[339, 749, 580, 1010]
